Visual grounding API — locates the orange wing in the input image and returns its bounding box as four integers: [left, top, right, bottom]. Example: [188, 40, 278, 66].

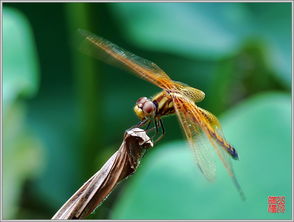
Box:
[171, 93, 245, 199]
[78, 29, 175, 90]
[79, 30, 206, 103]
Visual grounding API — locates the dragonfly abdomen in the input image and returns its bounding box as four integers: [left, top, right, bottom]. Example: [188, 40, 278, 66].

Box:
[209, 130, 239, 160]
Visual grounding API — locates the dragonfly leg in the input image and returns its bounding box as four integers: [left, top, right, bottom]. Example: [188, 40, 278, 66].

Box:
[126, 119, 149, 133]
[153, 118, 165, 144]
[136, 118, 148, 127]
[144, 120, 152, 131]
[137, 119, 158, 143]
[128, 118, 164, 144]
[139, 119, 157, 145]
[159, 119, 165, 140]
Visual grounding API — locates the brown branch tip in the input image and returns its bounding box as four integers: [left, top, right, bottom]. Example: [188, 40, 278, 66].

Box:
[52, 127, 153, 220]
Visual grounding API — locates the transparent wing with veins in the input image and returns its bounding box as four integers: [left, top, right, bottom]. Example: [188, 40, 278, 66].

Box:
[172, 94, 217, 181]
[79, 29, 205, 102]
[78, 29, 175, 90]
[171, 94, 245, 199]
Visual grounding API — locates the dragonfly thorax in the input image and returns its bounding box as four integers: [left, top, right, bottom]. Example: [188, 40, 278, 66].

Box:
[134, 97, 157, 120]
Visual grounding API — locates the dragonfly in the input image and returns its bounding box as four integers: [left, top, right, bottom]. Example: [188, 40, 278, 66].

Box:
[78, 29, 245, 200]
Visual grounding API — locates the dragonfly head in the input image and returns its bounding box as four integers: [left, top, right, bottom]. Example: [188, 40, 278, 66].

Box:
[134, 97, 156, 120]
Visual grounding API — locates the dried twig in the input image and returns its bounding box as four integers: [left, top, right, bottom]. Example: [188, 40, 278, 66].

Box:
[52, 128, 153, 220]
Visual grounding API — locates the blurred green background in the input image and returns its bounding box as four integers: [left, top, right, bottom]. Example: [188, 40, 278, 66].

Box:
[2, 2, 292, 220]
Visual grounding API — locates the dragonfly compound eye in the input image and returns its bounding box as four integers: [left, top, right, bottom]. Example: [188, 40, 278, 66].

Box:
[136, 97, 148, 108]
[142, 101, 156, 116]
